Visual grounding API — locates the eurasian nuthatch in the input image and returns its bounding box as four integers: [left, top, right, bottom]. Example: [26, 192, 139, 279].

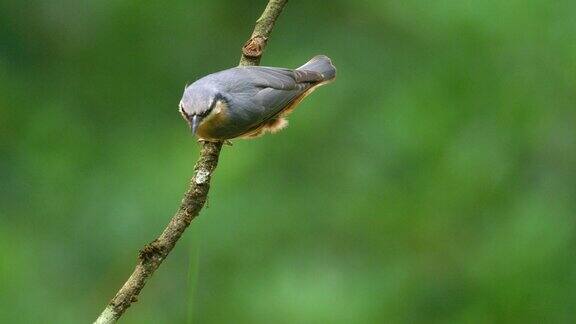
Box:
[179, 55, 336, 141]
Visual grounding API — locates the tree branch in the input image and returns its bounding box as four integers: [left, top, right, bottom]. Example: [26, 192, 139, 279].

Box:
[94, 1, 288, 323]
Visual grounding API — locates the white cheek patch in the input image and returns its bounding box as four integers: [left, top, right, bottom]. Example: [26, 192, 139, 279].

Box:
[203, 100, 228, 126]
[212, 100, 227, 115]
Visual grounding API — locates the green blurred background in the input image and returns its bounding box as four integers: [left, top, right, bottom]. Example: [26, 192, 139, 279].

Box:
[1, 0, 575, 323]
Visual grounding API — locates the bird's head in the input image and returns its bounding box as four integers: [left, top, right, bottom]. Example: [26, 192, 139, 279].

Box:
[179, 83, 222, 135]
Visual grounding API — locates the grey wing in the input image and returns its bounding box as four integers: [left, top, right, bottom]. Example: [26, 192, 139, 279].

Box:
[223, 66, 323, 125]
[228, 66, 324, 90]
[246, 67, 297, 90]
[246, 66, 325, 89]
[233, 67, 322, 120]
[253, 87, 303, 120]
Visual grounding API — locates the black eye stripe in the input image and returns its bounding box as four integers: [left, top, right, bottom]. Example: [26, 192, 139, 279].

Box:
[179, 105, 188, 117]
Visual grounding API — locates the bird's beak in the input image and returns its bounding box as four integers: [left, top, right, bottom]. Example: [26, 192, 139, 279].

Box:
[190, 115, 201, 135]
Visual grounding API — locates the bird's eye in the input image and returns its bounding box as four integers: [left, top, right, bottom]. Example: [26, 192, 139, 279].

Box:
[179, 104, 189, 120]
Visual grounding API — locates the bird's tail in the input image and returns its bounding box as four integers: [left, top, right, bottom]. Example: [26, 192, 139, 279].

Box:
[297, 55, 336, 81]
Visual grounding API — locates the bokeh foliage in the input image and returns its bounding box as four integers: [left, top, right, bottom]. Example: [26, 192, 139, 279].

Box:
[1, 0, 575, 323]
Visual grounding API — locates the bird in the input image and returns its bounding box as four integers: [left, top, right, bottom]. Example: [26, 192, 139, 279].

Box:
[179, 55, 336, 141]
